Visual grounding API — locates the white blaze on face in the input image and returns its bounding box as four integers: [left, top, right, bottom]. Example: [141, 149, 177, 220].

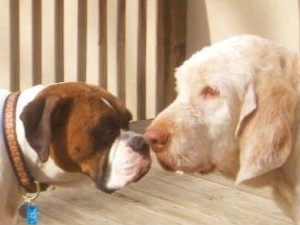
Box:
[102, 130, 150, 191]
[100, 97, 113, 109]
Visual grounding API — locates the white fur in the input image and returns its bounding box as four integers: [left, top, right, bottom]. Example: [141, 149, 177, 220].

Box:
[146, 35, 300, 224]
[100, 97, 113, 109]
[104, 130, 149, 190]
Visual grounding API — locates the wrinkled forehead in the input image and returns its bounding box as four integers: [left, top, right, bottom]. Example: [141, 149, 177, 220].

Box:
[96, 89, 132, 122]
[174, 58, 214, 99]
[84, 96, 131, 128]
[175, 57, 249, 102]
[60, 86, 131, 128]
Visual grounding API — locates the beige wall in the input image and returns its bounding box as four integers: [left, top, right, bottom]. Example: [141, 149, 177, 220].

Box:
[187, 0, 300, 58]
[0, 0, 10, 89]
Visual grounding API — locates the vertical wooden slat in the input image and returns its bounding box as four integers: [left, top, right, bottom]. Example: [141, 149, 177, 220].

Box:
[116, 0, 126, 101]
[77, 0, 87, 82]
[156, 0, 187, 114]
[32, 0, 42, 84]
[55, 0, 64, 82]
[99, 0, 107, 88]
[156, 0, 166, 114]
[10, 0, 20, 91]
[164, 0, 187, 106]
[137, 0, 147, 119]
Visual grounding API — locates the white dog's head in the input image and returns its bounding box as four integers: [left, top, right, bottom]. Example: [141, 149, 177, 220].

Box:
[144, 35, 298, 184]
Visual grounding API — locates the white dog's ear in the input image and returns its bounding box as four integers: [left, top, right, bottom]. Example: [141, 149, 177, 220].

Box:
[235, 77, 297, 184]
[234, 83, 257, 138]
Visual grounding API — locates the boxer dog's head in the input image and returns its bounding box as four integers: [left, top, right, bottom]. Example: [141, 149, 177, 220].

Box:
[20, 82, 151, 193]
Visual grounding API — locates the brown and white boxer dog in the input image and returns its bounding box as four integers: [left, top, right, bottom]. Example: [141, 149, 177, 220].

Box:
[0, 82, 150, 225]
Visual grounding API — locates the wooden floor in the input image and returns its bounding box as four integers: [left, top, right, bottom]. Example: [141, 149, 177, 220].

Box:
[16, 120, 292, 225]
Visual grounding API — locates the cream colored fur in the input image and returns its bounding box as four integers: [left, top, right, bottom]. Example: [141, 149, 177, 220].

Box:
[146, 35, 300, 224]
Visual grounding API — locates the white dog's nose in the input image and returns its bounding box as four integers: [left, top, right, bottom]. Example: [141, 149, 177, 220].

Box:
[144, 128, 168, 152]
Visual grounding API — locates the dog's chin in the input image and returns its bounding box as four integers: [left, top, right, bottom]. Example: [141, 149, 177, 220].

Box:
[97, 182, 117, 194]
[158, 158, 214, 175]
[157, 160, 177, 172]
[97, 163, 150, 194]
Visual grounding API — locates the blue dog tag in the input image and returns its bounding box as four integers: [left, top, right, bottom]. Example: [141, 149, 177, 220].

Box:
[26, 202, 38, 225]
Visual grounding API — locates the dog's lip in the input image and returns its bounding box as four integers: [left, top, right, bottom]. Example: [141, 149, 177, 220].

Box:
[96, 165, 115, 194]
[131, 162, 151, 183]
[93, 150, 111, 192]
[96, 138, 120, 188]
[157, 160, 176, 172]
[157, 156, 215, 175]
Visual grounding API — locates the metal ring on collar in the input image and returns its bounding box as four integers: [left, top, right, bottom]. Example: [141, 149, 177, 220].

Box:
[20, 181, 41, 201]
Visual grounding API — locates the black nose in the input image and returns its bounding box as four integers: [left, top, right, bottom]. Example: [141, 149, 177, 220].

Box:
[129, 136, 149, 156]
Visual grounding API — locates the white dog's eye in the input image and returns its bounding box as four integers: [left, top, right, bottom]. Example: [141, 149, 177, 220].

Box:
[201, 86, 219, 99]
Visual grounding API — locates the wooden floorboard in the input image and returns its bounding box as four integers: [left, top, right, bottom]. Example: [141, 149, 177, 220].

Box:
[16, 120, 292, 224]
[16, 161, 292, 225]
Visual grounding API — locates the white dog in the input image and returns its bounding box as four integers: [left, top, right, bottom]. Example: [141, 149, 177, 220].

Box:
[144, 35, 300, 224]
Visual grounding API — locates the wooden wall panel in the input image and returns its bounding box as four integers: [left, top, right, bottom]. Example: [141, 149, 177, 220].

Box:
[156, 0, 187, 113]
[116, 0, 126, 102]
[32, 0, 42, 85]
[99, 0, 107, 89]
[9, 0, 20, 91]
[77, 0, 87, 82]
[54, 0, 64, 82]
[136, 0, 147, 120]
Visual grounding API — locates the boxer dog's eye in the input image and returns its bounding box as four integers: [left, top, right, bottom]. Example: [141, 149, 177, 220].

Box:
[104, 129, 111, 135]
[91, 116, 121, 148]
[91, 126, 119, 138]
[91, 127, 120, 149]
[102, 129, 114, 136]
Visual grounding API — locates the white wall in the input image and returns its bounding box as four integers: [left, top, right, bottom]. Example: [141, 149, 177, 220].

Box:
[187, 0, 300, 58]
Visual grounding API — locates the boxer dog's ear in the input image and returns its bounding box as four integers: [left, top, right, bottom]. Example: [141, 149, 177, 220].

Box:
[20, 95, 64, 162]
[235, 76, 297, 184]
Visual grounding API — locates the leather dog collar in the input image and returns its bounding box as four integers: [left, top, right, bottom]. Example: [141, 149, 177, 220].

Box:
[3, 92, 48, 193]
